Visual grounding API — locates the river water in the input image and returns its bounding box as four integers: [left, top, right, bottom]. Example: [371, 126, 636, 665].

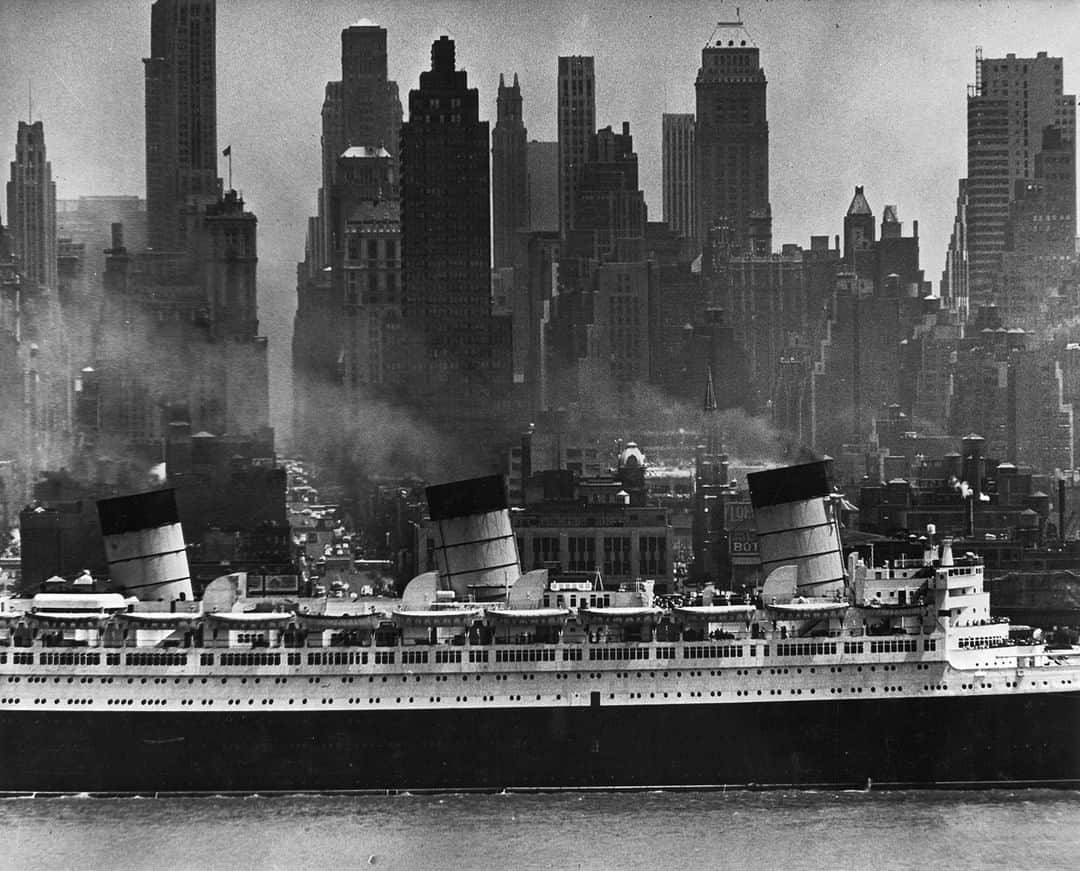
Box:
[2, 789, 1077, 869]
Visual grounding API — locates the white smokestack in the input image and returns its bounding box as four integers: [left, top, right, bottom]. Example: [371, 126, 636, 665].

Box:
[426, 475, 521, 603]
[748, 461, 845, 599]
[98, 489, 193, 602]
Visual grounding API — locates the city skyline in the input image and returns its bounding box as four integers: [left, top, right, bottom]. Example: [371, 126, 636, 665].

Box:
[4, 0, 1080, 436]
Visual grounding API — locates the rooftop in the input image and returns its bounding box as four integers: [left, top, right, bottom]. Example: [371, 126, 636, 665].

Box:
[847, 186, 872, 216]
[706, 19, 757, 49]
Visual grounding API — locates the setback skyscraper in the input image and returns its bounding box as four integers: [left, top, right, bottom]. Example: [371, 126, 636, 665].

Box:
[557, 56, 596, 240]
[143, 0, 218, 251]
[6, 121, 56, 290]
[565, 122, 647, 263]
[293, 21, 402, 447]
[492, 73, 529, 269]
[662, 113, 695, 241]
[341, 22, 394, 154]
[400, 36, 497, 387]
[964, 50, 1076, 312]
[315, 21, 401, 269]
[695, 20, 771, 256]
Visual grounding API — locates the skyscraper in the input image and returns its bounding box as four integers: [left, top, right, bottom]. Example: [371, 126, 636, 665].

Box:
[400, 36, 495, 385]
[492, 73, 528, 269]
[557, 56, 596, 240]
[941, 180, 970, 321]
[317, 21, 401, 268]
[294, 21, 403, 446]
[694, 20, 770, 256]
[143, 0, 218, 251]
[566, 122, 648, 263]
[333, 145, 401, 391]
[662, 113, 695, 240]
[202, 190, 258, 340]
[964, 50, 1076, 309]
[341, 22, 391, 152]
[6, 121, 56, 289]
[526, 141, 559, 233]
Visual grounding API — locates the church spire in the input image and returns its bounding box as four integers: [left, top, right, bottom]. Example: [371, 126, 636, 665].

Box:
[703, 365, 718, 413]
[703, 365, 724, 458]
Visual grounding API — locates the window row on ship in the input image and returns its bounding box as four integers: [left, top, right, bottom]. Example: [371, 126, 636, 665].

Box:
[0, 638, 946, 670]
[5, 674, 1075, 711]
[3, 662, 941, 684]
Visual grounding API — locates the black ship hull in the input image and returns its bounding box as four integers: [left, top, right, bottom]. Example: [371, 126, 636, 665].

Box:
[2, 691, 1078, 793]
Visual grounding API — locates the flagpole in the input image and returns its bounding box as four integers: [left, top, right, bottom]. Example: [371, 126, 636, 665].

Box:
[223, 145, 233, 191]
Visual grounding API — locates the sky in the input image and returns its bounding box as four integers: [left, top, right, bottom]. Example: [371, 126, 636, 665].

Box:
[3, 0, 1080, 441]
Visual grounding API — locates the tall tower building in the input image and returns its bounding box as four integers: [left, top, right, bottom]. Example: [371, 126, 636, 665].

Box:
[526, 141, 559, 233]
[400, 36, 493, 384]
[332, 146, 401, 390]
[6, 121, 57, 289]
[941, 180, 970, 322]
[144, 0, 218, 252]
[843, 185, 876, 279]
[662, 113, 695, 240]
[492, 73, 529, 269]
[965, 50, 1076, 307]
[566, 122, 648, 263]
[557, 56, 596, 240]
[694, 20, 770, 256]
[202, 190, 258, 340]
[317, 21, 401, 268]
[341, 22, 391, 152]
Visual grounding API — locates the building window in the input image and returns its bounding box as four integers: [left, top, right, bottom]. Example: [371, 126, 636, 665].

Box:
[639, 536, 667, 576]
[568, 536, 596, 572]
[603, 536, 631, 575]
[532, 536, 560, 569]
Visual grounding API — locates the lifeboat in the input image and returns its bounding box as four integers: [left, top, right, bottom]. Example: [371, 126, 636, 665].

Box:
[483, 607, 571, 626]
[204, 611, 294, 629]
[26, 611, 110, 628]
[390, 608, 483, 628]
[855, 603, 928, 617]
[577, 605, 664, 623]
[672, 605, 756, 621]
[295, 612, 385, 632]
[117, 611, 200, 627]
[766, 599, 849, 618]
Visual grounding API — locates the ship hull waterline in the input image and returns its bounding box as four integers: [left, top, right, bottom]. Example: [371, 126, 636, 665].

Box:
[1, 692, 1078, 793]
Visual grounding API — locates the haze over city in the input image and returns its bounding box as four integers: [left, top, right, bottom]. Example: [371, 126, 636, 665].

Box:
[4, 0, 1080, 436]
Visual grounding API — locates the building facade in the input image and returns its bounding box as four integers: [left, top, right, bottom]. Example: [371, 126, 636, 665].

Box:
[557, 56, 596, 240]
[964, 50, 1076, 307]
[492, 73, 529, 269]
[400, 36, 496, 392]
[6, 121, 57, 291]
[694, 20, 770, 257]
[143, 0, 219, 252]
[293, 21, 403, 446]
[662, 113, 696, 241]
[526, 141, 559, 233]
[565, 123, 648, 264]
[334, 146, 402, 391]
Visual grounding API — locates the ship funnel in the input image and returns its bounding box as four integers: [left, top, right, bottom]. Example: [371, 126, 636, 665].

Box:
[97, 489, 193, 602]
[748, 461, 845, 598]
[940, 539, 954, 567]
[426, 475, 521, 603]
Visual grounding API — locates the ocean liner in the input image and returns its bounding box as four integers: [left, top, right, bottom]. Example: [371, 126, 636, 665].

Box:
[0, 461, 1077, 793]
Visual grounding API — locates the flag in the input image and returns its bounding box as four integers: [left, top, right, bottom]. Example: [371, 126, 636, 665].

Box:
[222, 145, 231, 157]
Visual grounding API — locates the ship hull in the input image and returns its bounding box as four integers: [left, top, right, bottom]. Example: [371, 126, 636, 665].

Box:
[2, 691, 1078, 793]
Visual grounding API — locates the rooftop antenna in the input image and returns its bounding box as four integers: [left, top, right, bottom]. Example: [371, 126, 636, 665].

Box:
[704, 10, 753, 49]
[27, 80, 32, 123]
